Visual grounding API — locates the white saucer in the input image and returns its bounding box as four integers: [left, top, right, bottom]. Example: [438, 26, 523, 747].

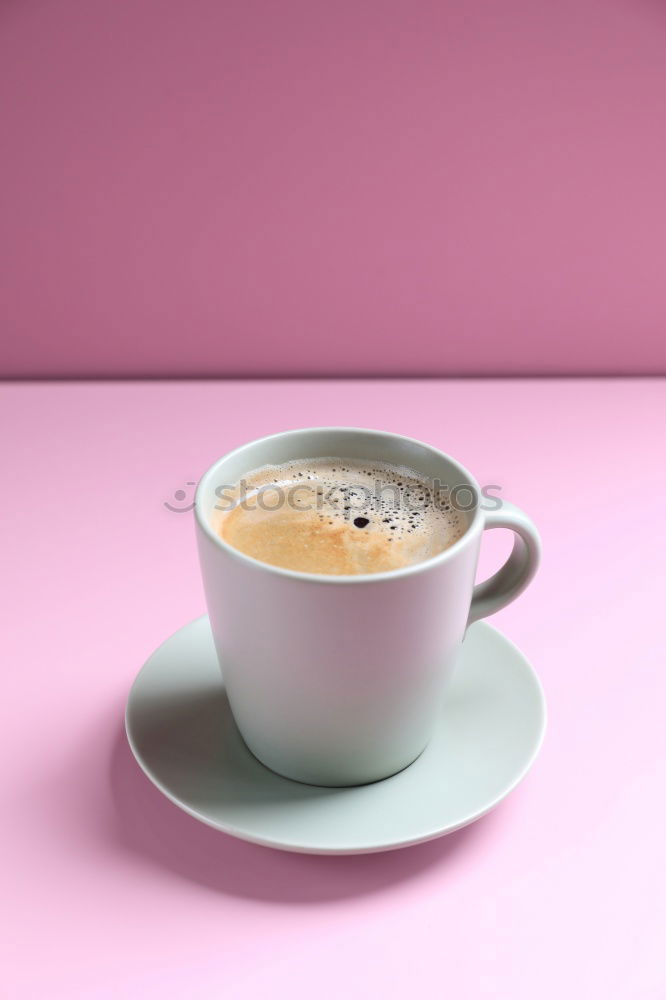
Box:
[126, 617, 546, 855]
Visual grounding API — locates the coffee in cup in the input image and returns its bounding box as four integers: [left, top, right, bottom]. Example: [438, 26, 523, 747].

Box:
[214, 458, 466, 575]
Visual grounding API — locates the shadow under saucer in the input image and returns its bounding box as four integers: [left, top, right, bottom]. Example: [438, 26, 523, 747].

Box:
[110, 720, 494, 903]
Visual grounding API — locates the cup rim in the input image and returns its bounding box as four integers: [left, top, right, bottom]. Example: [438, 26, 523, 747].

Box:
[194, 426, 484, 585]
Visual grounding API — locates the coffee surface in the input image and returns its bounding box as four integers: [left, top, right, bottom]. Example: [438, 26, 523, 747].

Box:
[213, 458, 466, 575]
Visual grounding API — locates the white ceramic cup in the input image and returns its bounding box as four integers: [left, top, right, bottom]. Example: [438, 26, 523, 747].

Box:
[195, 427, 540, 787]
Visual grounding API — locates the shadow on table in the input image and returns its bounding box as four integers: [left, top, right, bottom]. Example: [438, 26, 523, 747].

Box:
[109, 721, 497, 904]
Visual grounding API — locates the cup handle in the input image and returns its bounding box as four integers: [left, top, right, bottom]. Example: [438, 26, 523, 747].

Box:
[467, 500, 541, 626]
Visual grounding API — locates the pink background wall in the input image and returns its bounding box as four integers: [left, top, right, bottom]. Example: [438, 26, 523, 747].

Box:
[2, 0, 666, 378]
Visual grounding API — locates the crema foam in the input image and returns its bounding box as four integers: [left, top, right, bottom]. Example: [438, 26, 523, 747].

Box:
[213, 458, 467, 575]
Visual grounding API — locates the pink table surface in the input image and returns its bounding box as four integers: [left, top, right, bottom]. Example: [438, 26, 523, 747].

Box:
[2, 378, 664, 999]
